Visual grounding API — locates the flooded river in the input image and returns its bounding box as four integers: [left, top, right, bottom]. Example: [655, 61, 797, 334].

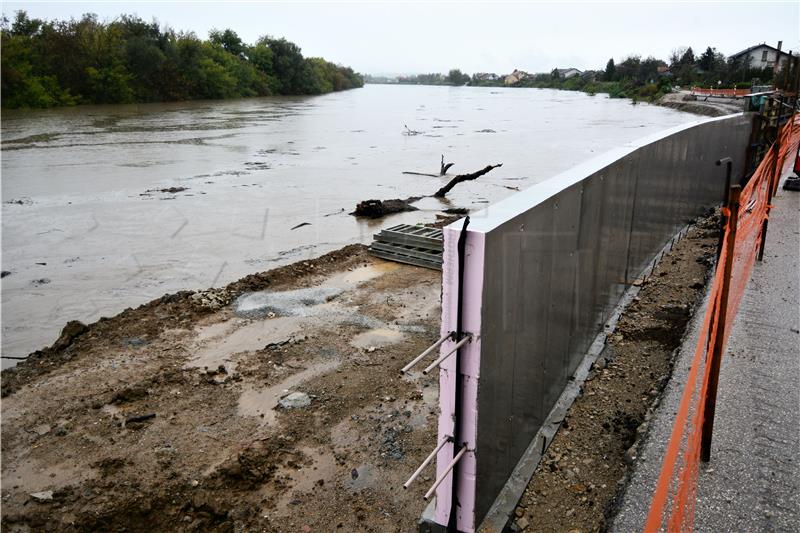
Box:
[1, 84, 695, 364]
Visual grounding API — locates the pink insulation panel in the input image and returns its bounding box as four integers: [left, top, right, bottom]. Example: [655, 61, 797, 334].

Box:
[434, 224, 485, 532]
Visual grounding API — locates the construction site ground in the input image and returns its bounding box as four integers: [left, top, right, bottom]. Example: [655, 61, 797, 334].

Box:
[2, 246, 442, 532]
[3, 210, 729, 533]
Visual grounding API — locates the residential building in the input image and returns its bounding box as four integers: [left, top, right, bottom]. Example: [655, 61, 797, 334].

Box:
[555, 68, 582, 79]
[729, 43, 792, 70]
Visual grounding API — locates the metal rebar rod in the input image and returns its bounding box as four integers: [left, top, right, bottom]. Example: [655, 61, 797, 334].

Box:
[423, 446, 467, 501]
[403, 437, 451, 489]
[421, 336, 471, 375]
[400, 332, 453, 374]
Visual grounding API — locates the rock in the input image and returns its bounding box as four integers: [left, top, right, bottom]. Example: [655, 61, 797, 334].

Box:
[124, 337, 147, 348]
[624, 444, 638, 464]
[516, 516, 530, 530]
[279, 392, 311, 409]
[125, 413, 156, 425]
[30, 490, 54, 502]
[52, 320, 88, 351]
[32, 424, 51, 436]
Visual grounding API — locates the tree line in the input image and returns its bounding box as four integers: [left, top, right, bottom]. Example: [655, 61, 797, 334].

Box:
[1, 11, 364, 108]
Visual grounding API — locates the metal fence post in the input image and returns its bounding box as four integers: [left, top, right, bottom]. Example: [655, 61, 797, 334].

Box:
[758, 125, 785, 261]
[701, 184, 741, 463]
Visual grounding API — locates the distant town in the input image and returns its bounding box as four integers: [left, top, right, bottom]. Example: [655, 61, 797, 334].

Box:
[366, 42, 797, 102]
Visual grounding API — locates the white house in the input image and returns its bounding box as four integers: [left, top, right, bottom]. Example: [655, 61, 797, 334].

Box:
[729, 43, 792, 70]
[555, 68, 582, 79]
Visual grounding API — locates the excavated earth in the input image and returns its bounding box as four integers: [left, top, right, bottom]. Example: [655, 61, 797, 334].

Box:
[2, 212, 720, 533]
[513, 212, 721, 533]
[2, 245, 443, 532]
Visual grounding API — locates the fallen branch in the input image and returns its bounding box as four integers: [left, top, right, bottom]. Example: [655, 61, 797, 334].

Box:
[402, 154, 455, 177]
[440, 154, 455, 176]
[354, 161, 503, 219]
[434, 164, 503, 198]
[402, 171, 439, 177]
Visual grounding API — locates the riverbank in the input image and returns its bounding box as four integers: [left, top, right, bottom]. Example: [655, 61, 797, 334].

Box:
[656, 91, 745, 117]
[1, 12, 363, 109]
[369, 81, 745, 117]
[2, 244, 442, 532]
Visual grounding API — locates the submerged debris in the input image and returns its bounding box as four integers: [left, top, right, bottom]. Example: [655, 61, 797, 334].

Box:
[352, 198, 420, 218]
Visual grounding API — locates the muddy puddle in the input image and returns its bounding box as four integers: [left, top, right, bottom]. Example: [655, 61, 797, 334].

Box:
[350, 327, 405, 349]
[237, 359, 340, 425]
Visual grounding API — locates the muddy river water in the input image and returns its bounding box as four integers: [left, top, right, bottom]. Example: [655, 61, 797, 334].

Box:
[1, 84, 694, 364]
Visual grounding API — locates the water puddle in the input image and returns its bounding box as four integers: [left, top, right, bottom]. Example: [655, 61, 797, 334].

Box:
[345, 463, 377, 491]
[272, 445, 338, 507]
[350, 328, 405, 349]
[5, 458, 95, 492]
[237, 359, 339, 425]
[187, 317, 305, 372]
[234, 263, 397, 320]
[326, 263, 398, 290]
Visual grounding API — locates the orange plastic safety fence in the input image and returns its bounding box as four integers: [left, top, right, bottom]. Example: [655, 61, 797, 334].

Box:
[644, 114, 800, 532]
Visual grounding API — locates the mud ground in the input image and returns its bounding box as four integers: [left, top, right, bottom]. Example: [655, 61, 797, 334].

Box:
[1, 245, 443, 532]
[512, 213, 721, 532]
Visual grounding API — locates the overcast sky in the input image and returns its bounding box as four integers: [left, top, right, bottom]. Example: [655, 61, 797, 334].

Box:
[4, 1, 799, 75]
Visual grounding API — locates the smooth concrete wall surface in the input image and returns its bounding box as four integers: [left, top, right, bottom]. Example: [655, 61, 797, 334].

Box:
[432, 113, 755, 531]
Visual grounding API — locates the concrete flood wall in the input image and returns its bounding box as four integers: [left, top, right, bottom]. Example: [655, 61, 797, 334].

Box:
[431, 113, 754, 532]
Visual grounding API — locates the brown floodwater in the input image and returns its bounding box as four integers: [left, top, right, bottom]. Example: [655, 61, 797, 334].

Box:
[1, 84, 695, 365]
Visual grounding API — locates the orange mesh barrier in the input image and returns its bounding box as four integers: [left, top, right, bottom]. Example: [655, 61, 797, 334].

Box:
[691, 87, 753, 97]
[644, 113, 800, 532]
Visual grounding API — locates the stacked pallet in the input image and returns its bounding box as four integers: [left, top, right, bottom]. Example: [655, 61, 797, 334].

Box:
[368, 224, 443, 270]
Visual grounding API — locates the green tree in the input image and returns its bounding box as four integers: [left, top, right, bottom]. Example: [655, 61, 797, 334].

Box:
[679, 47, 695, 66]
[446, 68, 468, 85]
[604, 58, 616, 81]
[698, 46, 716, 72]
[1, 10, 363, 108]
[209, 28, 245, 57]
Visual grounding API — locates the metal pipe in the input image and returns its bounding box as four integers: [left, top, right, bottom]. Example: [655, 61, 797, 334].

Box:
[423, 446, 467, 501]
[400, 332, 453, 374]
[403, 437, 451, 489]
[421, 335, 471, 375]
